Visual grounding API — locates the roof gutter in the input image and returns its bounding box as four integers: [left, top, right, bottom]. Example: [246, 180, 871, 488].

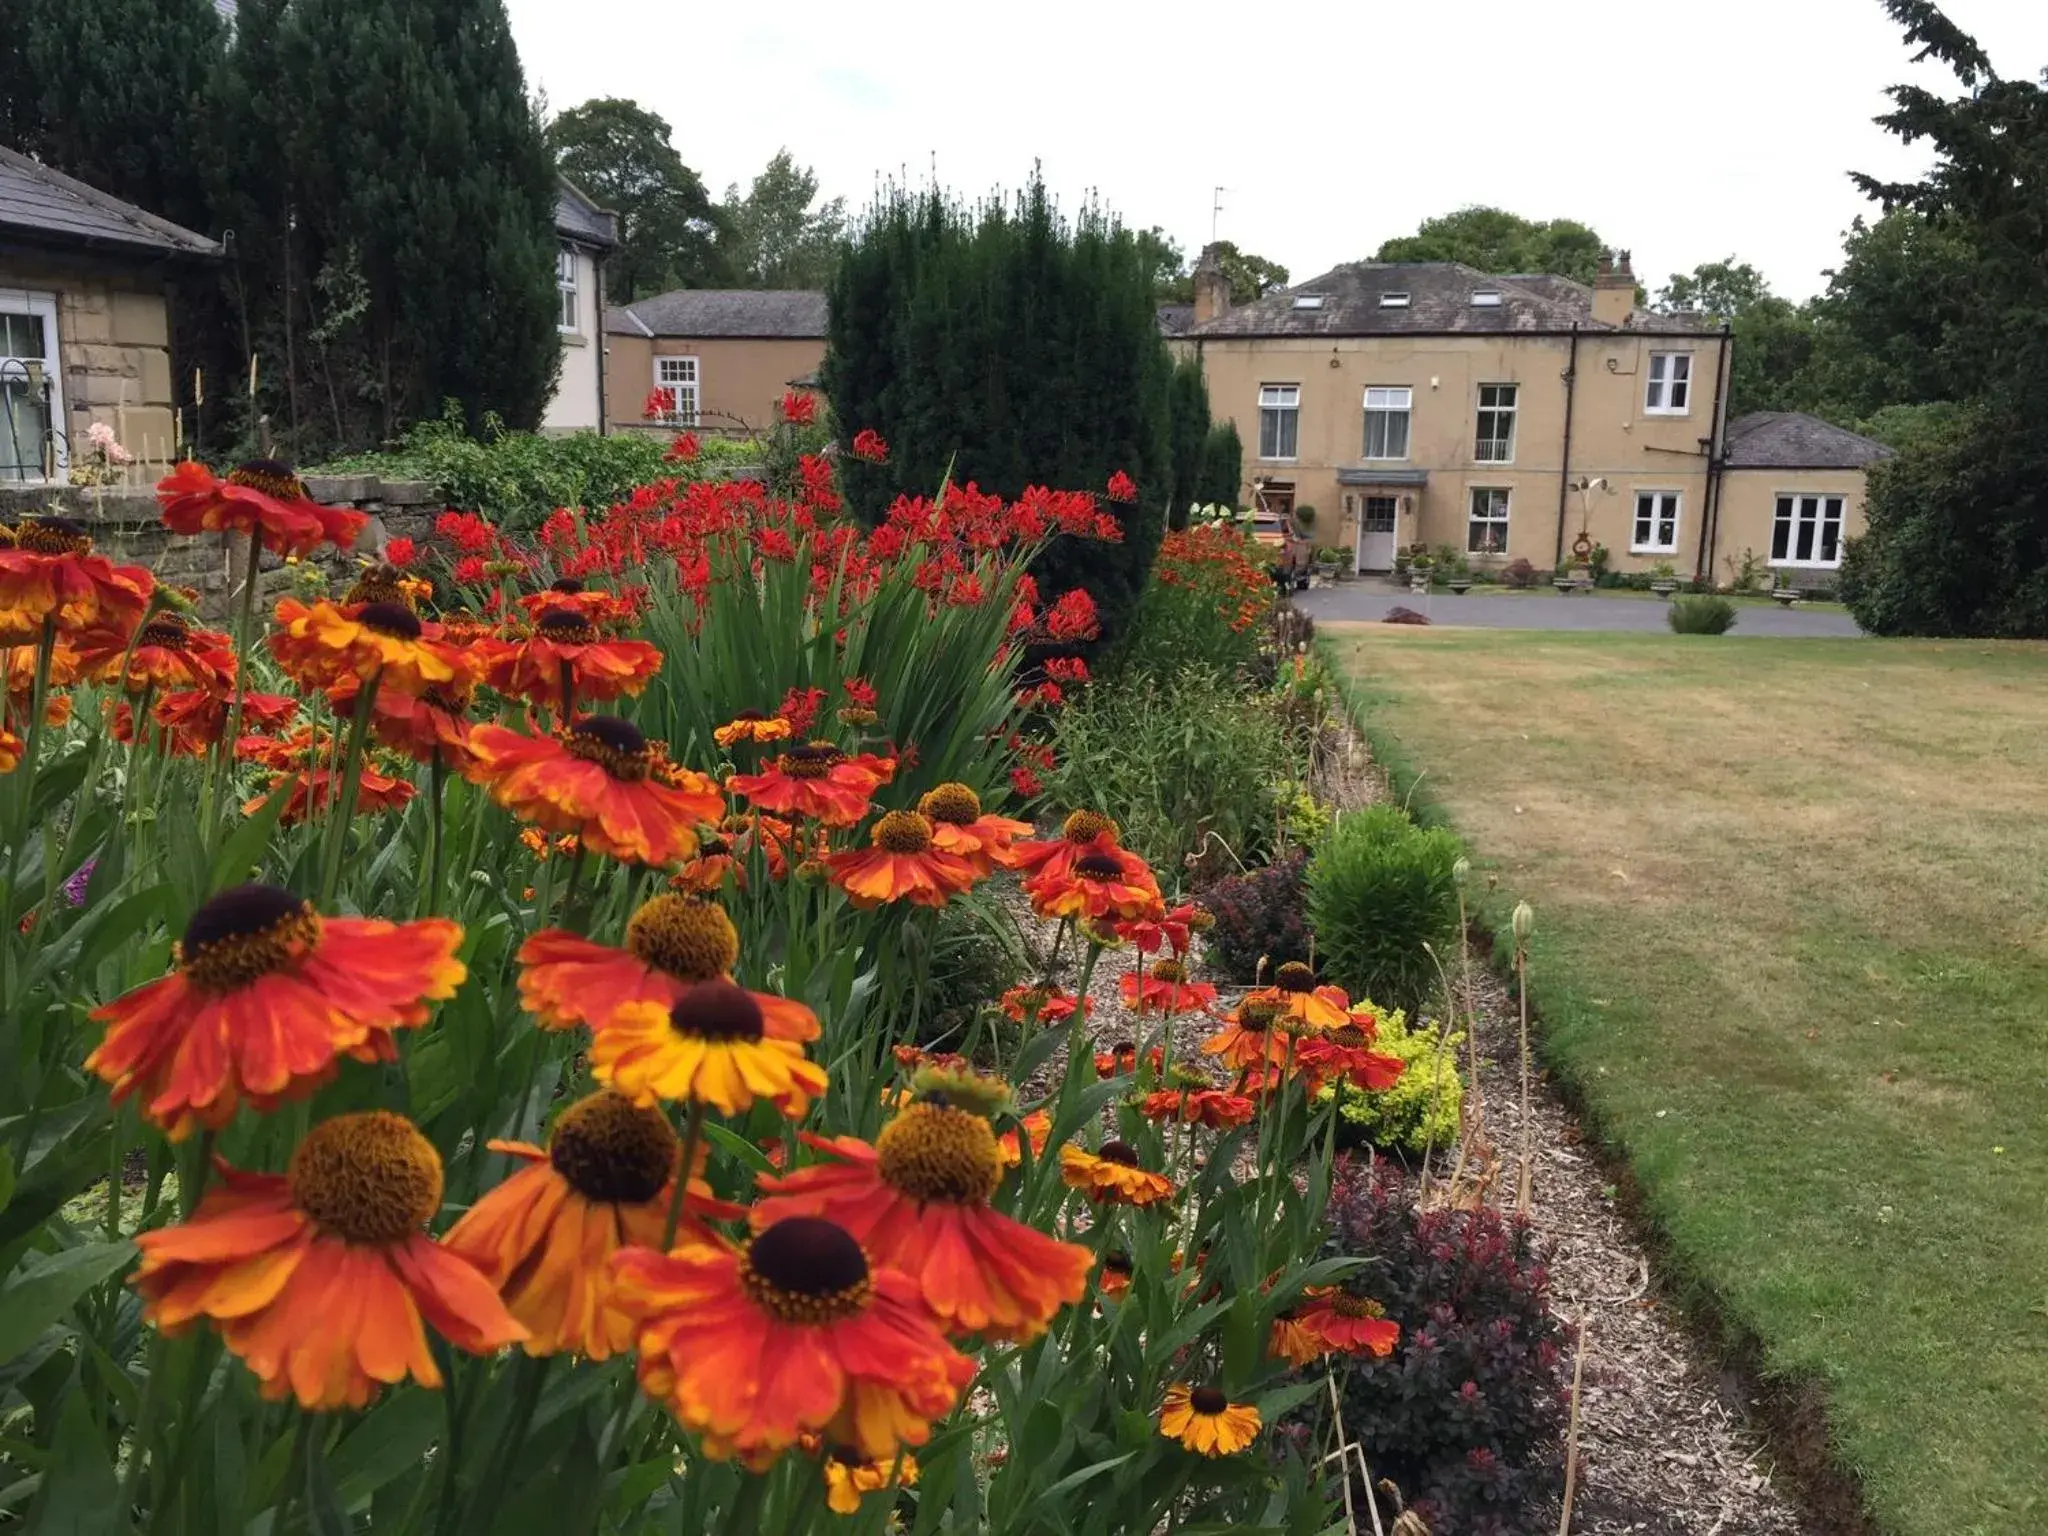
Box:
[1694, 323, 1733, 585]
[1552, 325, 1580, 568]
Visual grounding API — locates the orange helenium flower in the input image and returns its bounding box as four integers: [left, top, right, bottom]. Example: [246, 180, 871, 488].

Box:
[1097, 1251, 1134, 1298]
[469, 716, 722, 867]
[269, 598, 468, 697]
[156, 459, 367, 556]
[1200, 997, 1291, 1073]
[0, 515, 153, 642]
[999, 985, 1084, 1026]
[1022, 835, 1163, 924]
[250, 764, 417, 826]
[130, 1111, 523, 1408]
[592, 977, 827, 1117]
[818, 1442, 918, 1514]
[726, 741, 893, 827]
[1268, 1309, 1332, 1367]
[996, 1109, 1051, 1168]
[713, 710, 792, 748]
[1296, 1286, 1400, 1356]
[916, 782, 1032, 873]
[1159, 1384, 1262, 1456]
[86, 885, 464, 1139]
[441, 1091, 741, 1359]
[327, 671, 479, 771]
[1139, 1087, 1257, 1130]
[824, 811, 978, 908]
[478, 606, 661, 714]
[1247, 961, 1351, 1032]
[1293, 1026, 1405, 1094]
[1059, 1141, 1175, 1207]
[1119, 958, 1218, 1017]
[751, 1102, 1091, 1342]
[610, 1215, 976, 1467]
[74, 611, 235, 696]
[1008, 808, 1122, 882]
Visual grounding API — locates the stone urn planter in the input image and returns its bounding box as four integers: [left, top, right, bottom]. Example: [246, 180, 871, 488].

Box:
[1447, 576, 1474, 595]
[1409, 571, 1431, 595]
[1650, 579, 1680, 599]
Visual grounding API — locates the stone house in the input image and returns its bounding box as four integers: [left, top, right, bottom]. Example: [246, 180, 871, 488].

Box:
[0, 146, 220, 486]
[541, 178, 619, 434]
[1173, 246, 1889, 584]
[603, 290, 826, 436]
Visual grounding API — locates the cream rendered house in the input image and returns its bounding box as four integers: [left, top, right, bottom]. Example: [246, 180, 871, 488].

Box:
[603, 290, 826, 435]
[541, 179, 619, 434]
[1176, 247, 1885, 585]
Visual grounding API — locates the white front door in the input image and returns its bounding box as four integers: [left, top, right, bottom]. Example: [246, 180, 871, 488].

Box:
[1356, 496, 1398, 573]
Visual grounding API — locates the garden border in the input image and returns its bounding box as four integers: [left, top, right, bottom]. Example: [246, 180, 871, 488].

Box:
[1316, 636, 1881, 1536]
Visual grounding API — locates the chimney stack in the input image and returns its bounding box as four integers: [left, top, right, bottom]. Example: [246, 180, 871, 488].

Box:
[1593, 248, 1635, 327]
[1192, 243, 1230, 326]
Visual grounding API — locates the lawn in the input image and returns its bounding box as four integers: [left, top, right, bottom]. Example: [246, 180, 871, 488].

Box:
[1322, 626, 2048, 1536]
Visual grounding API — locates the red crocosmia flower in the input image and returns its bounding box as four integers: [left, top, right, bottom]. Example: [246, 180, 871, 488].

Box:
[451, 555, 489, 585]
[726, 741, 892, 828]
[777, 685, 827, 735]
[1140, 1088, 1257, 1131]
[75, 611, 236, 696]
[850, 428, 888, 464]
[664, 432, 701, 463]
[327, 672, 478, 772]
[643, 386, 677, 421]
[1295, 1287, 1401, 1357]
[252, 765, 417, 827]
[1041, 588, 1100, 643]
[1105, 470, 1138, 503]
[1118, 959, 1218, 1017]
[468, 716, 724, 867]
[156, 459, 366, 557]
[751, 1104, 1092, 1343]
[610, 1215, 975, 1468]
[383, 536, 417, 568]
[842, 675, 878, 710]
[1292, 1027, 1405, 1094]
[478, 606, 661, 714]
[915, 782, 1032, 874]
[1043, 655, 1090, 685]
[778, 390, 818, 426]
[1009, 764, 1043, 799]
[1016, 681, 1062, 711]
[85, 884, 465, 1139]
[824, 811, 979, 908]
[0, 516, 155, 642]
[1248, 961, 1352, 1033]
[1021, 837, 1163, 924]
[999, 986, 1084, 1027]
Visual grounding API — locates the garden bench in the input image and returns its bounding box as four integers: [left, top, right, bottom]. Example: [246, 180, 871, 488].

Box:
[1770, 588, 1801, 608]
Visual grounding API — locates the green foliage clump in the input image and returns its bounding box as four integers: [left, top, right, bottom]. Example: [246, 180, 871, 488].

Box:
[1196, 421, 1244, 510]
[1047, 667, 1300, 876]
[1666, 593, 1738, 634]
[1316, 1004, 1463, 1156]
[1307, 806, 1462, 1013]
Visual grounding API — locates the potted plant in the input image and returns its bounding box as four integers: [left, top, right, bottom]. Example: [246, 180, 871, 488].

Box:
[1649, 559, 1680, 598]
[1392, 550, 1413, 582]
[1445, 552, 1475, 595]
[1408, 553, 1433, 595]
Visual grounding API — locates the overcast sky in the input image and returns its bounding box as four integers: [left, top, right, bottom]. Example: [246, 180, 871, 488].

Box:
[506, 0, 2048, 302]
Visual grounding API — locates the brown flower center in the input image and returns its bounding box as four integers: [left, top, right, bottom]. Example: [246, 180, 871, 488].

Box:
[1097, 1140, 1140, 1167]
[779, 742, 845, 781]
[1189, 1386, 1229, 1416]
[918, 782, 981, 825]
[667, 978, 764, 1042]
[740, 1217, 872, 1323]
[422, 681, 474, 716]
[1274, 961, 1316, 994]
[287, 1111, 443, 1244]
[139, 615, 192, 650]
[1061, 809, 1116, 844]
[627, 894, 739, 982]
[356, 601, 423, 641]
[875, 1102, 1002, 1205]
[177, 883, 321, 992]
[873, 810, 934, 855]
[19, 516, 92, 556]
[836, 705, 877, 727]
[549, 1090, 676, 1205]
[549, 577, 586, 594]
[1150, 958, 1187, 983]
[227, 459, 308, 501]
[1238, 998, 1282, 1029]
[1102, 1250, 1133, 1276]
[1331, 1025, 1370, 1048]
[565, 715, 655, 781]
[1327, 1292, 1387, 1320]
[344, 566, 408, 609]
[1073, 852, 1123, 881]
[536, 607, 597, 645]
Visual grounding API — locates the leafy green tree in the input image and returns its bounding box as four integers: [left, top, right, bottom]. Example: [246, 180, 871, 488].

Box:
[824, 178, 1173, 643]
[1376, 208, 1606, 282]
[1207, 240, 1289, 303]
[1656, 259, 1772, 317]
[1136, 227, 1192, 303]
[1656, 258, 1818, 417]
[1165, 356, 1211, 527]
[1804, 211, 1978, 419]
[548, 98, 725, 301]
[719, 150, 846, 290]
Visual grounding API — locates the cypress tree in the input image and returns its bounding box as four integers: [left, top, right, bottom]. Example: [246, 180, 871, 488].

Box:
[1197, 422, 1244, 508]
[1166, 356, 1211, 529]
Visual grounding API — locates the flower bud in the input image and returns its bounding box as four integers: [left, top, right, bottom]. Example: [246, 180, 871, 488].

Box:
[1511, 901, 1535, 943]
[1452, 857, 1471, 886]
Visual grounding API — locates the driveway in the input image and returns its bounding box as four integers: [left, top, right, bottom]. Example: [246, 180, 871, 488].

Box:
[1297, 585, 1864, 636]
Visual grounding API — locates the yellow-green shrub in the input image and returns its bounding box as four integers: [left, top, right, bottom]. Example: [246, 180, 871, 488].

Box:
[1315, 1003, 1464, 1155]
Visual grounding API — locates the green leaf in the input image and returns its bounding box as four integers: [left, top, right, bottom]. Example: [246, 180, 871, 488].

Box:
[702, 1123, 775, 1178]
[1221, 1290, 1260, 1388]
[210, 774, 298, 893]
[326, 1391, 442, 1511]
[23, 1391, 119, 1536]
[0, 1147, 15, 1216]
[302, 1421, 348, 1536]
[1036, 1451, 1136, 1503]
[0, 1242, 135, 1366]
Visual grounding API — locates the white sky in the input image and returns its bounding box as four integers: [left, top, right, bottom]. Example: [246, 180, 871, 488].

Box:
[507, 0, 2048, 301]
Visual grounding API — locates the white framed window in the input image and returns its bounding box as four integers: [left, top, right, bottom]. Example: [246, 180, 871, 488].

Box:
[1771, 493, 1846, 568]
[1361, 495, 1398, 534]
[1257, 383, 1299, 461]
[1468, 487, 1511, 554]
[1645, 352, 1692, 414]
[654, 355, 700, 426]
[556, 244, 579, 333]
[1471, 290, 1502, 308]
[1362, 386, 1411, 460]
[1631, 490, 1682, 553]
[1474, 383, 1517, 463]
[1, 288, 64, 483]
[1378, 292, 1410, 309]
[1291, 294, 1324, 310]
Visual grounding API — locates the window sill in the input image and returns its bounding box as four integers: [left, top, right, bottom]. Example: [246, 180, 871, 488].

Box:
[558, 330, 586, 345]
[1643, 407, 1690, 417]
[1769, 560, 1842, 571]
[1257, 457, 1299, 465]
[1629, 545, 1680, 556]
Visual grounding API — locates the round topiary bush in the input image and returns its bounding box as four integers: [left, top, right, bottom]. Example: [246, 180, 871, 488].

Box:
[1306, 805, 1462, 1012]
[1667, 593, 1738, 634]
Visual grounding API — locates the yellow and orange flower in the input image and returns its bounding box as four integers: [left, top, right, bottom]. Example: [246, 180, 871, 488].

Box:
[999, 985, 1085, 1027]
[726, 742, 894, 827]
[73, 611, 236, 696]
[1200, 997, 1291, 1074]
[85, 885, 464, 1139]
[824, 810, 979, 908]
[0, 725, 20, 775]
[1292, 1026, 1405, 1094]
[1119, 958, 1218, 1017]
[514, 579, 645, 631]
[592, 977, 827, 1118]
[1059, 1141, 1176, 1207]
[269, 598, 470, 697]
[6, 637, 78, 725]
[996, 1108, 1051, 1168]
[1247, 962, 1352, 1032]
[1021, 835, 1163, 924]
[751, 1102, 1091, 1343]
[610, 1215, 977, 1467]
[156, 459, 367, 556]
[1268, 1308, 1331, 1367]
[815, 1441, 918, 1515]
[1296, 1286, 1400, 1356]
[478, 606, 662, 714]
[1139, 1086, 1257, 1130]
[1008, 809, 1123, 883]
[1096, 1251, 1134, 1299]
[441, 1091, 742, 1359]
[0, 515, 154, 642]
[130, 1111, 523, 1409]
[713, 709, 793, 749]
[118, 688, 296, 758]
[1158, 1384, 1262, 1457]
[328, 671, 478, 771]
[469, 716, 722, 867]
[916, 782, 1032, 873]
[249, 764, 417, 827]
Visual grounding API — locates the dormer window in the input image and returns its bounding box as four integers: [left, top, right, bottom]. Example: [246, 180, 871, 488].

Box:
[1291, 294, 1325, 311]
[1379, 293, 1410, 309]
[1471, 290, 1502, 308]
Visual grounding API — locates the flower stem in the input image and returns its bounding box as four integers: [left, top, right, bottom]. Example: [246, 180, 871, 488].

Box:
[425, 749, 447, 917]
[661, 1100, 707, 1249]
[204, 525, 263, 836]
[318, 668, 380, 907]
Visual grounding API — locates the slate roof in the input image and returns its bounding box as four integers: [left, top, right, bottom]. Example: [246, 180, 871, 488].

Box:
[1723, 412, 1893, 470]
[1182, 261, 1710, 338]
[0, 145, 220, 259]
[605, 289, 827, 339]
[554, 178, 618, 250]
